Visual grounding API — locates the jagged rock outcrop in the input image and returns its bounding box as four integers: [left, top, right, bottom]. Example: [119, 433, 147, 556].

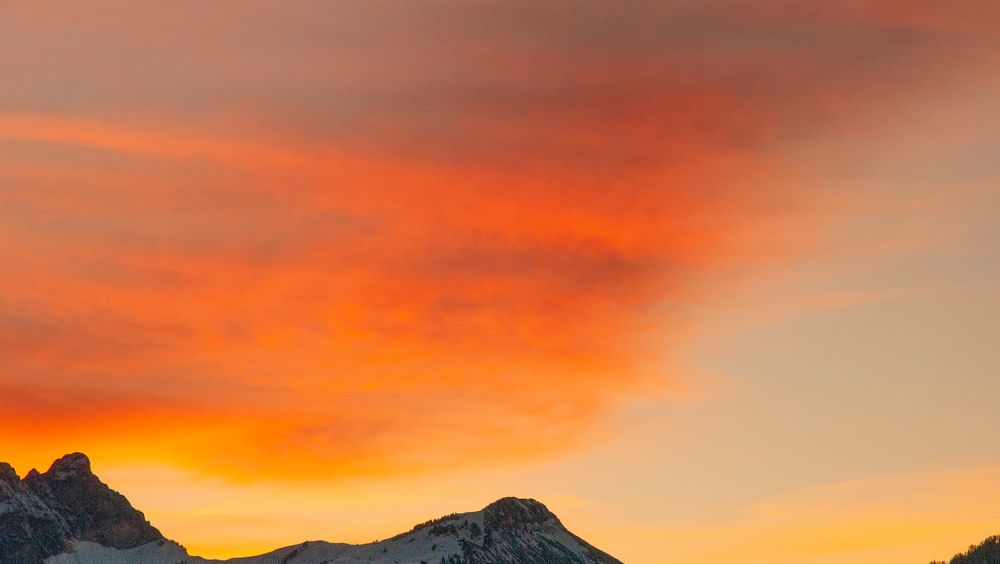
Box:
[0, 461, 69, 564]
[0, 454, 162, 564]
[470, 497, 620, 563]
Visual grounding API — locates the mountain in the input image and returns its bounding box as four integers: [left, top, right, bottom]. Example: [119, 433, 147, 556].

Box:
[931, 535, 1000, 564]
[1, 454, 622, 564]
[0, 453, 162, 564]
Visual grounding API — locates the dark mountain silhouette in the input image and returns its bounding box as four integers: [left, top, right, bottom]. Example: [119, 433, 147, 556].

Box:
[0, 453, 621, 564]
[0, 453, 162, 564]
[932, 535, 1000, 564]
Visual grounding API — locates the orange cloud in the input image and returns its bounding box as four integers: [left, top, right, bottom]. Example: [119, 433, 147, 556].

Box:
[1, 1, 996, 480]
[0, 118, 759, 478]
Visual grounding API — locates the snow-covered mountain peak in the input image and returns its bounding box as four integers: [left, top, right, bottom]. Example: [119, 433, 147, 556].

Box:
[0, 453, 163, 563]
[1, 453, 622, 564]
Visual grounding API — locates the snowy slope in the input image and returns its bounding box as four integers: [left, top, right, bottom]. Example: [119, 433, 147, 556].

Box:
[2, 454, 620, 564]
[45, 499, 620, 564]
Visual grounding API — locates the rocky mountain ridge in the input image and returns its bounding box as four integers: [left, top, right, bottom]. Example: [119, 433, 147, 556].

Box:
[0, 453, 162, 564]
[1, 453, 621, 564]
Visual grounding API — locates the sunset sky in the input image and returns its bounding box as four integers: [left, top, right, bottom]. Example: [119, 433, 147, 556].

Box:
[2, 2, 999, 562]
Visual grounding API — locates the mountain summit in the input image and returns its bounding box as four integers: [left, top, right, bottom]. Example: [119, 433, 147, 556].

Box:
[0, 453, 163, 563]
[1, 453, 621, 564]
